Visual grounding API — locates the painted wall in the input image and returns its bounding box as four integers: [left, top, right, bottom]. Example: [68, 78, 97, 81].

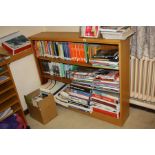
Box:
[44, 26, 79, 32]
[0, 26, 45, 38]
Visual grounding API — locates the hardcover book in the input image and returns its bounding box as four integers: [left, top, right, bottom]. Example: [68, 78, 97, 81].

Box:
[2, 35, 31, 55]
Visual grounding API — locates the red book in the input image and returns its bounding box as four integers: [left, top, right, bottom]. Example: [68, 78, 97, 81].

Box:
[92, 98, 117, 108]
[92, 94, 116, 103]
[93, 107, 118, 118]
[2, 35, 31, 55]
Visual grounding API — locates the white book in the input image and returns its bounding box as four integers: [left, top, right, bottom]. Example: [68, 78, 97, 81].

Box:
[101, 29, 134, 40]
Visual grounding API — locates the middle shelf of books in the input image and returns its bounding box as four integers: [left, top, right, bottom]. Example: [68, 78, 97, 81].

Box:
[30, 32, 130, 126]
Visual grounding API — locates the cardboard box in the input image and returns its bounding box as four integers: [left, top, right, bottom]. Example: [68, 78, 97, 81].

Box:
[24, 89, 57, 124]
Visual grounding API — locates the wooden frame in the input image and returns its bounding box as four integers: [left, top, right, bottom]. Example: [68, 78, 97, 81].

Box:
[30, 32, 130, 126]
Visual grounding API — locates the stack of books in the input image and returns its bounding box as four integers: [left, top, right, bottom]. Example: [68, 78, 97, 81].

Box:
[69, 67, 97, 88]
[54, 85, 71, 107]
[68, 82, 91, 112]
[100, 26, 134, 40]
[90, 89, 120, 118]
[66, 67, 98, 112]
[88, 44, 119, 69]
[34, 41, 89, 63]
[41, 61, 78, 78]
[93, 70, 119, 93]
[40, 80, 66, 95]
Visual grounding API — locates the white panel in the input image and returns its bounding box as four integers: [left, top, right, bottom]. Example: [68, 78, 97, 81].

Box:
[9, 54, 41, 110]
[0, 26, 44, 38]
[44, 26, 79, 32]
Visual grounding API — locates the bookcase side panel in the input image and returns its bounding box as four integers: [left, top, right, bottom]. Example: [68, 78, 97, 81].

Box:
[30, 41, 46, 84]
[119, 39, 130, 124]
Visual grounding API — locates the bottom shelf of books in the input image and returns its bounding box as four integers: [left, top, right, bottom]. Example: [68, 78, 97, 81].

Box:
[40, 63, 123, 126]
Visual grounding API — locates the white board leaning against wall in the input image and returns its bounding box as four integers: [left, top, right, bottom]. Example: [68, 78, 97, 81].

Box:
[9, 54, 41, 110]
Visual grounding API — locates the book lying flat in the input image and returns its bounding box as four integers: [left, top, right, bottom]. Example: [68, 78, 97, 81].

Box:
[2, 34, 31, 55]
[40, 80, 66, 95]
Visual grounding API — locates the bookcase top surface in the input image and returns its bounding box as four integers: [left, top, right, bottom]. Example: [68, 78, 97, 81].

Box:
[29, 32, 122, 44]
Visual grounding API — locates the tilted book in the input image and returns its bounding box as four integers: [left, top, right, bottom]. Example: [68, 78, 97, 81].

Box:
[2, 34, 31, 55]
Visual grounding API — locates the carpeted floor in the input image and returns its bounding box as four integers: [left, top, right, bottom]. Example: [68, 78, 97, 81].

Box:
[26, 105, 155, 129]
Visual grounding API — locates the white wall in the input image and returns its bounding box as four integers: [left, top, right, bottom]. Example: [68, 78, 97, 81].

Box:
[0, 26, 45, 38]
[44, 26, 79, 32]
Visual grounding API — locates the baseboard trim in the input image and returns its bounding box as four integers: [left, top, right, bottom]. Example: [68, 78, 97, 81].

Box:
[130, 98, 155, 111]
[130, 104, 155, 113]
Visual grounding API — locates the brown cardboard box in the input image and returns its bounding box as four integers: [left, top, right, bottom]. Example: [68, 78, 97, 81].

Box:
[24, 89, 57, 124]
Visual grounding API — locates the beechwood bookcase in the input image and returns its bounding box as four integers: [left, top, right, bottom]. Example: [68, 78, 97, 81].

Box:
[30, 32, 130, 126]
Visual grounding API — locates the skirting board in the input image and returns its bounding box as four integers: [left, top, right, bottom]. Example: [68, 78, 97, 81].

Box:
[130, 98, 155, 110]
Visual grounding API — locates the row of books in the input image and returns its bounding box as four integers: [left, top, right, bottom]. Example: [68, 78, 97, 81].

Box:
[41, 61, 78, 78]
[34, 41, 119, 69]
[34, 41, 89, 63]
[41, 61, 120, 93]
[90, 89, 120, 118]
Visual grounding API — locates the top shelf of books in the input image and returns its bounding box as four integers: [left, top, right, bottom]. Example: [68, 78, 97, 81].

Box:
[29, 32, 124, 45]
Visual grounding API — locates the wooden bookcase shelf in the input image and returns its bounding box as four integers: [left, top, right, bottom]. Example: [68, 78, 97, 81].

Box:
[0, 85, 14, 95]
[0, 69, 8, 76]
[39, 56, 119, 70]
[30, 32, 130, 126]
[42, 73, 72, 84]
[0, 60, 27, 125]
[0, 98, 18, 113]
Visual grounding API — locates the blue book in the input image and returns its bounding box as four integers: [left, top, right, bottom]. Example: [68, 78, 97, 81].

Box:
[62, 43, 67, 60]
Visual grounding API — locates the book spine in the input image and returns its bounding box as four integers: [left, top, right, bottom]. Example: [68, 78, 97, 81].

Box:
[70, 85, 92, 93]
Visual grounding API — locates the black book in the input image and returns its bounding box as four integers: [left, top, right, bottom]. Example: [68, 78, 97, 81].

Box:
[41, 61, 50, 73]
[92, 49, 118, 59]
[70, 84, 92, 93]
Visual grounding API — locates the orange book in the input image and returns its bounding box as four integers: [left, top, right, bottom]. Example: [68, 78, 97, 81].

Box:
[81, 44, 85, 62]
[68, 42, 73, 61]
[77, 44, 81, 62]
[76, 44, 80, 62]
[74, 43, 77, 61]
[73, 43, 77, 61]
[71, 43, 75, 61]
